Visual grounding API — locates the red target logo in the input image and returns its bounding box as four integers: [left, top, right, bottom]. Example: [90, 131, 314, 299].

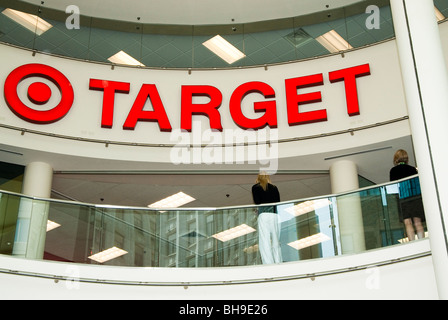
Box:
[4, 64, 74, 124]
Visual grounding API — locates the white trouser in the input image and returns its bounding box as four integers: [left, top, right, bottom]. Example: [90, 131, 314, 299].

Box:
[258, 212, 282, 264]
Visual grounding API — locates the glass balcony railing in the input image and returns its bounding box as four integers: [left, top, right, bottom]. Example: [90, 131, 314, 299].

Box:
[0, 175, 427, 267]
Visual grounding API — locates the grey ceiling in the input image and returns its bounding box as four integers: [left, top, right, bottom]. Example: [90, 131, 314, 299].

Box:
[0, 1, 402, 69]
[2, 0, 448, 69]
[51, 173, 333, 208]
[48, 135, 415, 208]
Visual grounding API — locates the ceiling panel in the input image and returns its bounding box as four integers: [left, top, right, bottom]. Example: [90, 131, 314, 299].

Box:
[51, 173, 332, 208]
[0, 2, 403, 69]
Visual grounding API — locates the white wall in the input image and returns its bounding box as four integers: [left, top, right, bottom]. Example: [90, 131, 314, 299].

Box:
[0, 39, 410, 169]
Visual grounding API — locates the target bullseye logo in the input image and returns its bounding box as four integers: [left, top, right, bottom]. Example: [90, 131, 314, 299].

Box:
[4, 63, 74, 124]
[27, 82, 52, 105]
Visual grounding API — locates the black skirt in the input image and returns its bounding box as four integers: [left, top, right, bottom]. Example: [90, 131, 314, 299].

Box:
[399, 196, 425, 222]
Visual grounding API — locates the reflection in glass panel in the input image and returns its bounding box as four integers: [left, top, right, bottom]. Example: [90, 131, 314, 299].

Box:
[44, 201, 94, 263]
[279, 198, 337, 262]
[33, 8, 91, 60]
[0, 193, 21, 255]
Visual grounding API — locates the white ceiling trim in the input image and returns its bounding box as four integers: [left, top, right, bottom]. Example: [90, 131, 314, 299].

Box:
[22, 0, 365, 25]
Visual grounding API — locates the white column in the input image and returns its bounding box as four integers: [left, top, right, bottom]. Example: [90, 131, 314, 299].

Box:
[330, 160, 365, 254]
[390, 0, 448, 299]
[13, 162, 53, 259]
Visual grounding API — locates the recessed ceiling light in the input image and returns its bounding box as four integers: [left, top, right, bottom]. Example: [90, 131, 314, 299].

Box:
[2, 8, 53, 35]
[316, 30, 353, 53]
[287, 233, 331, 250]
[88, 246, 128, 263]
[148, 191, 195, 209]
[108, 50, 145, 67]
[285, 199, 331, 217]
[435, 6, 446, 21]
[212, 224, 256, 242]
[203, 35, 246, 64]
[46, 220, 61, 232]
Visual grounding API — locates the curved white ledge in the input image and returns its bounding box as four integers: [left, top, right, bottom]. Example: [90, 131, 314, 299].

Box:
[0, 239, 437, 299]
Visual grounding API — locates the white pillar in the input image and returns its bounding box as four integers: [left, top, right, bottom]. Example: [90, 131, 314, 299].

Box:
[21, 162, 53, 198]
[330, 160, 365, 254]
[13, 162, 53, 259]
[390, 0, 448, 299]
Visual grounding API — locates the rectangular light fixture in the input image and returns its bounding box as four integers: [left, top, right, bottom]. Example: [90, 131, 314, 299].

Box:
[46, 220, 61, 232]
[316, 30, 353, 53]
[203, 35, 246, 64]
[2, 8, 53, 35]
[108, 50, 145, 67]
[88, 246, 128, 263]
[212, 224, 256, 242]
[148, 191, 195, 209]
[285, 199, 331, 217]
[287, 233, 331, 250]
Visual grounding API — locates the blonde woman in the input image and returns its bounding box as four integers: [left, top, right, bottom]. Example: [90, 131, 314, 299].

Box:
[252, 172, 282, 264]
[390, 149, 425, 241]
[390, 149, 417, 180]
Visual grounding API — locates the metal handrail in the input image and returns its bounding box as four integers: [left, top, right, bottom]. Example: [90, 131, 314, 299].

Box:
[0, 174, 418, 211]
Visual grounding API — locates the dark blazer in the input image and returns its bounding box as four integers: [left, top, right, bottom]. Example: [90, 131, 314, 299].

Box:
[252, 183, 280, 205]
[390, 163, 418, 181]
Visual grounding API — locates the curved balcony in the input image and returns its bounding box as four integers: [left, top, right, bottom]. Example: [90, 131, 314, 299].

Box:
[0, 175, 427, 267]
[0, 174, 438, 300]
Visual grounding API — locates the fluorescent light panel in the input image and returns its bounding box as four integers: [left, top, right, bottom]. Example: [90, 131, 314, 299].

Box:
[46, 220, 61, 232]
[316, 30, 353, 53]
[212, 224, 256, 242]
[285, 199, 331, 217]
[203, 35, 246, 64]
[398, 232, 429, 243]
[148, 191, 195, 208]
[108, 50, 145, 67]
[288, 233, 331, 250]
[435, 6, 446, 21]
[2, 8, 52, 35]
[88, 246, 128, 263]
